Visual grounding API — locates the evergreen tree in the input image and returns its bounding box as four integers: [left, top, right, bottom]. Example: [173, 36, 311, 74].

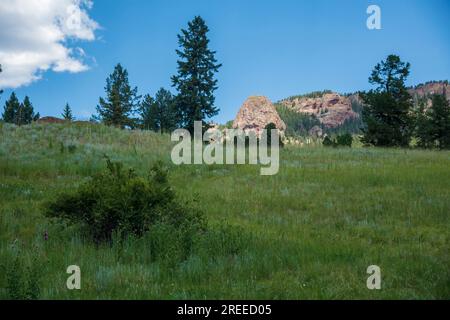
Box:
[96, 64, 140, 128]
[155, 88, 176, 133]
[361, 55, 414, 147]
[414, 100, 433, 148]
[171, 16, 222, 133]
[140, 88, 176, 133]
[16, 96, 38, 125]
[429, 94, 450, 149]
[2, 92, 20, 124]
[416, 94, 450, 149]
[26, 96, 40, 123]
[140, 94, 157, 131]
[62, 103, 75, 121]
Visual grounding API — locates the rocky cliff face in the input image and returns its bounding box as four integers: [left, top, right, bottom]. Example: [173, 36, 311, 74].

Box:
[233, 96, 286, 135]
[231, 81, 449, 135]
[409, 81, 450, 107]
[278, 92, 358, 128]
[277, 81, 449, 129]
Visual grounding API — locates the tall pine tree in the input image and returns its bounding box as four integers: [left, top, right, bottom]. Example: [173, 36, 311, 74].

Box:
[171, 16, 222, 133]
[96, 64, 140, 128]
[62, 103, 75, 121]
[2, 92, 20, 123]
[361, 55, 414, 147]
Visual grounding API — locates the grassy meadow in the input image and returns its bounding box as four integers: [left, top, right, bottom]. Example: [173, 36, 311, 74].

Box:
[0, 122, 449, 299]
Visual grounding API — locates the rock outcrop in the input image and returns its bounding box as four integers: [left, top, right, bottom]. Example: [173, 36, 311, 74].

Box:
[234, 81, 449, 134]
[279, 92, 358, 128]
[233, 96, 286, 135]
[409, 81, 450, 108]
[409, 81, 450, 100]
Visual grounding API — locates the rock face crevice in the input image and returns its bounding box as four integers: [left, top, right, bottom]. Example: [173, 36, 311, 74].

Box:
[233, 96, 286, 136]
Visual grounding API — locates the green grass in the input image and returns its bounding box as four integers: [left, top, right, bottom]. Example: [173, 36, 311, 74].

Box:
[0, 122, 449, 299]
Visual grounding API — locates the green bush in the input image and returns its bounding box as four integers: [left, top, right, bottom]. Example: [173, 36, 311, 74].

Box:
[336, 133, 353, 147]
[323, 134, 353, 147]
[265, 122, 284, 148]
[45, 158, 205, 242]
[322, 136, 336, 147]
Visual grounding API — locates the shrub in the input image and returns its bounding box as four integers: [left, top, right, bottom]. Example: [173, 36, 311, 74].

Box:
[265, 122, 284, 148]
[45, 158, 205, 242]
[336, 133, 353, 147]
[323, 134, 353, 147]
[322, 136, 336, 147]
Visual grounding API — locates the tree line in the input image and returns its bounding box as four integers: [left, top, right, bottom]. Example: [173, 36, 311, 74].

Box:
[93, 15, 220, 134]
[1, 16, 221, 134]
[1, 63, 41, 125]
[1, 91, 40, 125]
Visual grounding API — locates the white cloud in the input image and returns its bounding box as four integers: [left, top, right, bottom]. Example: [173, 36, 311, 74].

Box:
[0, 0, 99, 89]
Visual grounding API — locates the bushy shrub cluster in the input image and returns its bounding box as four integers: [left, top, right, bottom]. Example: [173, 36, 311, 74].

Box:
[323, 133, 353, 147]
[45, 158, 205, 243]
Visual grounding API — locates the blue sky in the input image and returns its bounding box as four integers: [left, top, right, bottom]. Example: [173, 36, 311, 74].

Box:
[1, 0, 449, 123]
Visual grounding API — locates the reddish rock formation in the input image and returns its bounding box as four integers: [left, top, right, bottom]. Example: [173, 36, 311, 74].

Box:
[408, 81, 450, 109]
[233, 96, 286, 135]
[231, 81, 448, 135]
[279, 92, 358, 128]
[409, 81, 450, 101]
